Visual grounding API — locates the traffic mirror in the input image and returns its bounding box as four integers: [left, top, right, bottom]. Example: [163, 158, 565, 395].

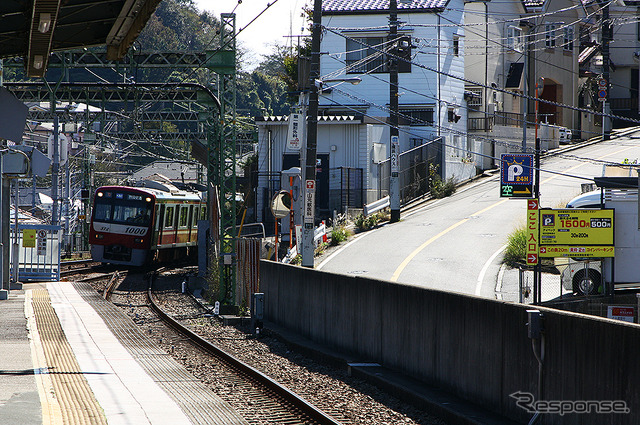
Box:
[271, 190, 292, 218]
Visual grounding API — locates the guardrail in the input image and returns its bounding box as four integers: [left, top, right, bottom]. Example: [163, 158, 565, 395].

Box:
[363, 196, 390, 216]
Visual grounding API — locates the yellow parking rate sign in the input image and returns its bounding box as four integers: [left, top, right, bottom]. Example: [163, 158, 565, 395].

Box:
[539, 209, 614, 246]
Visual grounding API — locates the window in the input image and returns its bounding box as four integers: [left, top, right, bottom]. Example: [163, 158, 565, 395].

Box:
[165, 207, 174, 228]
[346, 37, 385, 73]
[545, 23, 557, 48]
[453, 36, 460, 56]
[507, 26, 523, 52]
[192, 206, 199, 228]
[563, 26, 574, 52]
[179, 206, 189, 227]
[399, 108, 434, 126]
[93, 196, 151, 225]
[447, 108, 461, 123]
[467, 88, 483, 110]
[346, 35, 411, 74]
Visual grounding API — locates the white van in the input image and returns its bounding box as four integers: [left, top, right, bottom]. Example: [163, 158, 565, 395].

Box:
[557, 190, 603, 295]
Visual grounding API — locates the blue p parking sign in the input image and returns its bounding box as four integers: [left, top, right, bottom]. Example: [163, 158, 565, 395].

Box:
[500, 153, 534, 198]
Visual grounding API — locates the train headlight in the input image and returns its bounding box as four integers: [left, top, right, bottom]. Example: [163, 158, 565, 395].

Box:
[97, 192, 103, 197]
[145, 197, 152, 203]
[96, 234, 104, 239]
[134, 238, 144, 244]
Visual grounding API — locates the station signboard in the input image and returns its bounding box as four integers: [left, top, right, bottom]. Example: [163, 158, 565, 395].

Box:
[390, 136, 399, 177]
[500, 153, 534, 198]
[539, 209, 614, 246]
[304, 180, 315, 229]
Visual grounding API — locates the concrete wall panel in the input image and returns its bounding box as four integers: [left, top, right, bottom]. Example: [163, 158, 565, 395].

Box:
[261, 261, 640, 424]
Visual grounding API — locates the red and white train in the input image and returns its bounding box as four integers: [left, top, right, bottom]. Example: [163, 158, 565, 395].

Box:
[89, 180, 206, 266]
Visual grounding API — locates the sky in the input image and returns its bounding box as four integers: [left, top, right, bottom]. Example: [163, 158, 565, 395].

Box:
[194, 0, 310, 68]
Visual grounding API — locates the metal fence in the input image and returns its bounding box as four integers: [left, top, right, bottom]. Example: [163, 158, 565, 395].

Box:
[517, 263, 601, 305]
[377, 139, 442, 205]
[517, 268, 569, 304]
[329, 167, 363, 214]
[10, 224, 62, 282]
[235, 237, 262, 309]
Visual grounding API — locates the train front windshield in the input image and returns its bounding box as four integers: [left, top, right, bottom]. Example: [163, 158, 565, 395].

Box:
[94, 191, 153, 226]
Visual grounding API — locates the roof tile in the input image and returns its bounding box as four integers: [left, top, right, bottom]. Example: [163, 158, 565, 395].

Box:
[323, 0, 447, 13]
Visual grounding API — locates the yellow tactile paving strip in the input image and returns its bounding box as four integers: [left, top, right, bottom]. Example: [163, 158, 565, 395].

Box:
[29, 289, 108, 425]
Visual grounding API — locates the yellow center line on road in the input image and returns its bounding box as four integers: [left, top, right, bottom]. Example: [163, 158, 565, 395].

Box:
[391, 146, 635, 282]
[390, 144, 637, 283]
[390, 199, 509, 282]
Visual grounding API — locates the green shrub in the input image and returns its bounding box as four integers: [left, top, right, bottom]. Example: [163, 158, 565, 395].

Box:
[330, 226, 350, 246]
[354, 211, 390, 231]
[428, 163, 457, 199]
[503, 226, 527, 267]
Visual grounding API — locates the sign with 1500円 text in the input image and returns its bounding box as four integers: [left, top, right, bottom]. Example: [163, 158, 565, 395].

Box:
[537, 209, 614, 258]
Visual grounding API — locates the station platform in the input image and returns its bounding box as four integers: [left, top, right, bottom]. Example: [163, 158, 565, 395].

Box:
[0, 281, 247, 425]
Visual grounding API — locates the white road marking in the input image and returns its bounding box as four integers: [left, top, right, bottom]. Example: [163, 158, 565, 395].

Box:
[476, 244, 507, 296]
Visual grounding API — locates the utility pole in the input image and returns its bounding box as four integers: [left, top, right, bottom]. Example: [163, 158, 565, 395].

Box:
[301, 0, 322, 268]
[522, 26, 529, 152]
[389, 0, 401, 223]
[600, 0, 611, 140]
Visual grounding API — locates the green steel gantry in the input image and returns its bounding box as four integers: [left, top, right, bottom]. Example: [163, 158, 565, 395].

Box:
[4, 13, 240, 306]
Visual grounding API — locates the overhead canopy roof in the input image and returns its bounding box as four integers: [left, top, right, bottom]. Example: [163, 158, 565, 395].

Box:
[0, 0, 162, 78]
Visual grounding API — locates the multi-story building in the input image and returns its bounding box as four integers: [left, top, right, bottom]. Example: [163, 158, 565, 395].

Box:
[256, 0, 471, 223]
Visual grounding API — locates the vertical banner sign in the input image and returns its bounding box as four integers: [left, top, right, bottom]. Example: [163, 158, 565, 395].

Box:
[390, 136, 399, 177]
[304, 180, 315, 229]
[527, 198, 539, 265]
[286, 113, 303, 150]
[37, 229, 47, 256]
[22, 229, 36, 248]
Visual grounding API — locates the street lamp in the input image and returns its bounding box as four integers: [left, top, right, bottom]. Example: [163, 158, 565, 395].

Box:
[315, 77, 362, 92]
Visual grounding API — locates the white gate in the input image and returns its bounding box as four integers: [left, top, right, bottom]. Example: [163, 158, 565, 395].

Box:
[10, 224, 61, 281]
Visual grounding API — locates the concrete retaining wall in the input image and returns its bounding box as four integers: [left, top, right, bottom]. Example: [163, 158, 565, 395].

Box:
[261, 260, 640, 424]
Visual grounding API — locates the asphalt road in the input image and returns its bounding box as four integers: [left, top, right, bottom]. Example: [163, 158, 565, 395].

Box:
[318, 129, 640, 299]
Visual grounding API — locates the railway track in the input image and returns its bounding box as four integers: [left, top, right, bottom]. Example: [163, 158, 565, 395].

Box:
[146, 271, 341, 425]
[60, 259, 102, 277]
[91, 267, 443, 425]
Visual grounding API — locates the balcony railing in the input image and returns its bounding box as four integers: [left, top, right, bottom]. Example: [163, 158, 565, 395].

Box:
[468, 111, 523, 131]
[468, 116, 493, 131]
[610, 97, 638, 111]
[494, 112, 522, 127]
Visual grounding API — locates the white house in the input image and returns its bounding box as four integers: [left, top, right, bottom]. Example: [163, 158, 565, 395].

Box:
[319, 0, 470, 179]
[256, 0, 471, 223]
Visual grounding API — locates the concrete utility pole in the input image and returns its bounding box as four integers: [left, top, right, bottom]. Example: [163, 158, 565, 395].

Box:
[301, 0, 322, 268]
[600, 0, 611, 140]
[522, 27, 529, 152]
[389, 0, 401, 223]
